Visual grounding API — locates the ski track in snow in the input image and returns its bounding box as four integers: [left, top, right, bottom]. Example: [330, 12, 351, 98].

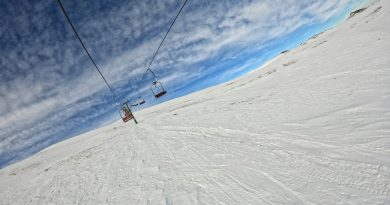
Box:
[1, 1, 390, 204]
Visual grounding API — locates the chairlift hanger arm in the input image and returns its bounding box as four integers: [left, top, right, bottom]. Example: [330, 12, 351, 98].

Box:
[147, 69, 158, 81]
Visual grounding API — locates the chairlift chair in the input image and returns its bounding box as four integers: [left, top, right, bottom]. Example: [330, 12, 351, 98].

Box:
[146, 69, 167, 98]
[135, 90, 145, 105]
[138, 96, 146, 105]
[130, 97, 145, 107]
[119, 102, 137, 123]
[150, 80, 167, 98]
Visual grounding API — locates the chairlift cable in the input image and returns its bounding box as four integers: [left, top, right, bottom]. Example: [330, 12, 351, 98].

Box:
[56, 0, 117, 100]
[135, 0, 189, 95]
[146, 0, 189, 70]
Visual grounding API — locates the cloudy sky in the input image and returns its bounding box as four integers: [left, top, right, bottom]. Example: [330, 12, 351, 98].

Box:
[0, 0, 366, 168]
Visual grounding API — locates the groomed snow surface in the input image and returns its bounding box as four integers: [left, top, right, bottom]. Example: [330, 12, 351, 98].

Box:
[1, 1, 390, 204]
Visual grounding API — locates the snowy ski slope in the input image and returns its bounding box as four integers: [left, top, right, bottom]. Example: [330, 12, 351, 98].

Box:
[1, 1, 390, 204]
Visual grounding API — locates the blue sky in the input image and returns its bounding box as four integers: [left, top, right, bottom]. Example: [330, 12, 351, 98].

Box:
[0, 0, 366, 168]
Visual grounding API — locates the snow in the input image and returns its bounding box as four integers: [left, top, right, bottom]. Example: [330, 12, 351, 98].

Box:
[1, 1, 390, 204]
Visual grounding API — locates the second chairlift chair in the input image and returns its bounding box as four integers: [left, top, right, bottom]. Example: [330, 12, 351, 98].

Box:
[134, 90, 145, 105]
[119, 101, 137, 124]
[147, 69, 167, 98]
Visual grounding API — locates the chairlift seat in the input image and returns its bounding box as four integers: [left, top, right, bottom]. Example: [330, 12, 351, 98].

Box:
[122, 113, 134, 122]
[154, 90, 167, 98]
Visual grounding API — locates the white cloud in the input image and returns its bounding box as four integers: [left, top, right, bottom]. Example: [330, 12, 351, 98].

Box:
[0, 0, 363, 166]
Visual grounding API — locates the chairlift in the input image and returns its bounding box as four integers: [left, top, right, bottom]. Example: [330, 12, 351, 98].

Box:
[130, 96, 145, 107]
[137, 96, 145, 105]
[150, 80, 167, 98]
[119, 102, 137, 124]
[132, 90, 145, 106]
[147, 69, 167, 98]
